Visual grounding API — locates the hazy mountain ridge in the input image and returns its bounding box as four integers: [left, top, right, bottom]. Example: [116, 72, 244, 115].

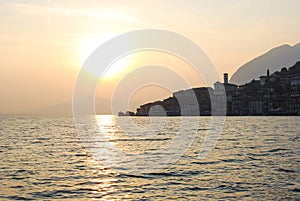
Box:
[230, 43, 300, 85]
[34, 97, 143, 115]
[21, 43, 300, 115]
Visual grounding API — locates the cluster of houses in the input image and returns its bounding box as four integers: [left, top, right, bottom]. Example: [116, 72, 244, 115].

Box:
[133, 61, 300, 116]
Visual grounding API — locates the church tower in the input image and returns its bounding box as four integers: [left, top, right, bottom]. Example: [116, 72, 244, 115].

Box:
[223, 73, 228, 84]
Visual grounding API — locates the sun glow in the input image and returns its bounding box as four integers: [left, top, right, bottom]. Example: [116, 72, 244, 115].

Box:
[78, 33, 133, 79]
[103, 56, 133, 79]
[79, 33, 116, 66]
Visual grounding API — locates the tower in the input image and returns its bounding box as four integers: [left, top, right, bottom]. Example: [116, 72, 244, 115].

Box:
[223, 73, 228, 84]
[267, 69, 270, 77]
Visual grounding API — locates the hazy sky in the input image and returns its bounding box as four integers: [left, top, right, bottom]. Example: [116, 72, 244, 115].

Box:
[1, 0, 300, 114]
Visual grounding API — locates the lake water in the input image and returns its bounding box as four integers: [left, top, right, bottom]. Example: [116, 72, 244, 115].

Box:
[0, 116, 299, 200]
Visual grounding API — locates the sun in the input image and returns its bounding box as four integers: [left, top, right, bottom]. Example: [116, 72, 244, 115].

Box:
[103, 56, 132, 79]
[79, 33, 115, 66]
[78, 33, 132, 80]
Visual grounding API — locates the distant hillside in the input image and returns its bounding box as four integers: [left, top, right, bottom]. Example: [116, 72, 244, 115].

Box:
[34, 97, 142, 115]
[230, 43, 300, 85]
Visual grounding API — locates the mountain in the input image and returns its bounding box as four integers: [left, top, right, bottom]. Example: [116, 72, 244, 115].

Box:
[34, 97, 142, 115]
[230, 43, 300, 85]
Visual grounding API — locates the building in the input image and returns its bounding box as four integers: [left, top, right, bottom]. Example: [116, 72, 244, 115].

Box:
[135, 61, 300, 116]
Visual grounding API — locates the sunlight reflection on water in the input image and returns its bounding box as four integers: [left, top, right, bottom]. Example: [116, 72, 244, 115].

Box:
[0, 116, 299, 200]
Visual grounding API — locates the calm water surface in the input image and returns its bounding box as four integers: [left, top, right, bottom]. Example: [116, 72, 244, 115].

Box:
[0, 116, 299, 200]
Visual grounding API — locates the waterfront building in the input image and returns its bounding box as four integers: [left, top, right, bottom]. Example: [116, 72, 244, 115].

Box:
[135, 62, 300, 116]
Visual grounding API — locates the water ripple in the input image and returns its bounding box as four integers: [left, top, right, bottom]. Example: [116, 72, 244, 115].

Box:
[0, 116, 299, 200]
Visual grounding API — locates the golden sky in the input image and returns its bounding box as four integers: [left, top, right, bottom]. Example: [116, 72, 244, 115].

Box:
[0, 0, 299, 114]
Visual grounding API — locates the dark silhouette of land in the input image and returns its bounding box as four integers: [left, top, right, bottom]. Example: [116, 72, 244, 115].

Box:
[230, 43, 300, 85]
[129, 61, 300, 116]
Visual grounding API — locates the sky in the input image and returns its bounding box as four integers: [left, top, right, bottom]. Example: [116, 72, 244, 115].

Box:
[0, 0, 300, 114]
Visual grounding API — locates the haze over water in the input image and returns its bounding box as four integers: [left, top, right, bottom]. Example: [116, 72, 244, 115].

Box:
[1, 1, 300, 200]
[1, 115, 299, 200]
